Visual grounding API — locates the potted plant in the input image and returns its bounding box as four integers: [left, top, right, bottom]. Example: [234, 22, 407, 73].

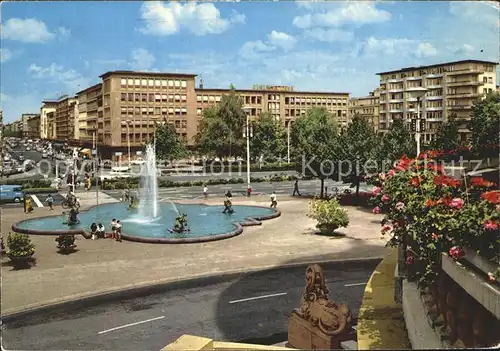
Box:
[56, 234, 77, 254]
[6, 232, 35, 269]
[308, 197, 349, 235]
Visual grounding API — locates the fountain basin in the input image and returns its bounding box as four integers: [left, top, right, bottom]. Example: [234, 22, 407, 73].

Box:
[11, 202, 281, 244]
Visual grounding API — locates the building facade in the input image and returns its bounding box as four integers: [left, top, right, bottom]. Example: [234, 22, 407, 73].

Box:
[54, 96, 78, 142]
[26, 114, 41, 138]
[196, 86, 350, 131]
[377, 59, 498, 142]
[46, 111, 56, 140]
[348, 88, 380, 132]
[76, 83, 102, 144]
[40, 101, 58, 139]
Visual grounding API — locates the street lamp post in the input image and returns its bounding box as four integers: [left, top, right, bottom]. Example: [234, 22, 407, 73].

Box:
[91, 129, 99, 206]
[127, 121, 131, 168]
[287, 120, 291, 164]
[411, 89, 428, 157]
[242, 107, 252, 196]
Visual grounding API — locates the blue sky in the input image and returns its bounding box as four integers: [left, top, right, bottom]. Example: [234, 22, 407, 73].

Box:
[1, 0, 499, 122]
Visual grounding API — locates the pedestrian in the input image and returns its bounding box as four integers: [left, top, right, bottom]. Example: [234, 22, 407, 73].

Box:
[110, 218, 117, 239]
[97, 223, 106, 239]
[203, 185, 208, 199]
[90, 222, 98, 240]
[270, 191, 277, 209]
[45, 194, 54, 210]
[25, 198, 34, 214]
[293, 180, 301, 196]
[115, 220, 122, 242]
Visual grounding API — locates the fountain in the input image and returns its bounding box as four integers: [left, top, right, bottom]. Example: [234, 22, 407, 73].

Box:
[137, 144, 159, 219]
[12, 145, 281, 243]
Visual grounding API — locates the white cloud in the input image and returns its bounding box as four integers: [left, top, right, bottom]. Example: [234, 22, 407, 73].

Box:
[268, 31, 297, 51]
[57, 27, 71, 39]
[415, 42, 438, 58]
[1, 18, 56, 43]
[303, 28, 354, 43]
[293, 2, 391, 29]
[239, 40, 275, 58]
[27, 63, 91, 93]
[0, 48, 12, 63]
[138, 1, 244, 36]
[449, 2, 499, 28]
[130, 48, 156, 70]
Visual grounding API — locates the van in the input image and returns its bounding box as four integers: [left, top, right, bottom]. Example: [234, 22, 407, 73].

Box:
[0, 185, 25, 203]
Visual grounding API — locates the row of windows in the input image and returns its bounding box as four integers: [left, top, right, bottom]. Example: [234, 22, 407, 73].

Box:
[120, 92, 188, 103]
[121, 132, 187, 142]
[120, 78, 188, 89]
[121, 119, 188, 129]
[120, 106, 188, 116]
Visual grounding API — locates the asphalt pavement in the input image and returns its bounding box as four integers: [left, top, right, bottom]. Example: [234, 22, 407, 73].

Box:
[2, 260, 377, 350]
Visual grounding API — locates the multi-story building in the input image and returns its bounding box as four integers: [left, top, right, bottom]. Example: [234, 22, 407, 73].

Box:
[195, 85, 350, 131]
[54, 96, 78, 142]
[377, 59, 498, 141]
[26, 114, 41, 138]
[46, 111, 56, 140]
[74, 71, 349, 159]
[40, 101, 58, 139]
[348, 88, 380, 132]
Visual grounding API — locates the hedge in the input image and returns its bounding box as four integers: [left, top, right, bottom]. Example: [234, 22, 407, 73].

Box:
[0, 179, 52, 188]
[202, 162, 297, 172]
[101, 174, 300, 190]
[24, 187, 59, 194]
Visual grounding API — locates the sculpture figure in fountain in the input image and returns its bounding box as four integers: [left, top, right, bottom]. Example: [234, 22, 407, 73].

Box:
[138, 144, 159, 219]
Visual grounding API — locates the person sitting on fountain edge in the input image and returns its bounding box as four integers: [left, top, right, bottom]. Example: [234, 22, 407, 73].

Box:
[170, 213, 190, 233]
[223, 192, 234, 214]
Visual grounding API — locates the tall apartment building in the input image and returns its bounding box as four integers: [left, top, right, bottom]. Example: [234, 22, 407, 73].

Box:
[76, 83, 102, 143]
[53, 96, 78, 141]
[20, 114, 40, 138]
[46, 111, 56, 140]
[377, 59, 498, 141]
[195, 86, 350, 131]
[348, 88, 380, 132]
[40, 101, 58, 139]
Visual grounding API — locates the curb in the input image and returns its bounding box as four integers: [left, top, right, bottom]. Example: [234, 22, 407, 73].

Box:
[2, 256, 382, 322]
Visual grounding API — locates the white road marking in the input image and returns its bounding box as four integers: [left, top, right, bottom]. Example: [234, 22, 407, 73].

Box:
[344, 282, 367, 287]
[31, 195, 44, 208]
[98, 316, 165, 335]
[229, 292, 287, 304]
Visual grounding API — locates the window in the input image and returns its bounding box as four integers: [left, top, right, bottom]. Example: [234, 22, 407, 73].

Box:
[121, 107, 127, 115]
[175, 120, 181, 128]
[127, 79, 133, 86]
[175, 80, 180, 87]
[162, 94, 167, 102]
[181, 95, 187, 101]
[135, 107, 141, 115]
[197, 108, 202, 115]
[175, 108, 181, 115]
[121, 93, 127, 101]
[168, 107, 174, 114]
[121, 78, 127, 87]
[135, 94, 140, 102]
[141, 107, 148, 115]
[181, 107, 187, 114]
[174, 95, 180, 101]
[203, 96, 208, 101]
[161, 80, 167, 87]
[148, 79, 154, 87]
[128, 107, 134, 115]
[155, 80, 161, 87]
[149, 93, 154, 102]
[148, 107, 154, 115]
[209, 96, 215, 101]
[128, 93, 134, 101]
[168, 80, 174, 87]
[197, 96, 202, 102]
[155, 94, 161, 102]
[215, 96, 221, 102]
[142, 93, 148, 102]
[181, 120, 187, 128]
[483, 77, 488, 83]
[181, 80, 187, 88]
[141, 79, 147, 87]
[168, 94, 174, 101]
[135, 79, 140, 87]
[161, 107, 167, 115]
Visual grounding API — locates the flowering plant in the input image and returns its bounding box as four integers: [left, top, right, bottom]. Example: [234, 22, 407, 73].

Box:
[372, 153, 499, 286]
[308, 197, 349, 233]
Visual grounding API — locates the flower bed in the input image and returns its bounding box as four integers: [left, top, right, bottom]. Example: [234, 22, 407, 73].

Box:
[371, 153, 499, 287]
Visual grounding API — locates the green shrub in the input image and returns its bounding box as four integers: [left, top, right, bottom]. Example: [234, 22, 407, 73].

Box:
[24, 187, 58, 194]
[7, 232, 35, 258]
[308, 198, 349, 233]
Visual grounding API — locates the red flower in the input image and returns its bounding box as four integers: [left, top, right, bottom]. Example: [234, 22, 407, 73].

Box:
[470, 177, 493, 188]
[409, 177, 420, 187]
[481, 191, 500, 204]
[434, 175, 461, 188]
[449, 246, 465, 260]
[450, 198, 464, 209]
[437, 197, 451, 206]
[484, 220, 499, 231]
[372, 206, 381, 214]
[406, 256, 414, 265]
[425, 198, 437, 207]
[381, 225, 392, 234]
[395, 155, 414, 171]
[426, 162, 444, 174]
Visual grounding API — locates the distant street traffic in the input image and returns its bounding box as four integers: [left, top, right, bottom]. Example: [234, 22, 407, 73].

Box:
[2, 260, 377, 350]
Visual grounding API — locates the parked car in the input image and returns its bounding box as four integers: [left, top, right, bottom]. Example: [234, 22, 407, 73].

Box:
[0, 185, 25, 203]
[131, 158, 145, 165]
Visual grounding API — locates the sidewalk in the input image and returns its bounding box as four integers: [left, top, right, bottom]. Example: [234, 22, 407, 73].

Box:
[1, 197, 389, 314]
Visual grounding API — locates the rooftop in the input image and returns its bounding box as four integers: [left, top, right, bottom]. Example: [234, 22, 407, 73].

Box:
[195, 87, 350, 96]
[76, 83, 102, 95]
[376, 59, 499, 75]
[99, 70, 198, 79]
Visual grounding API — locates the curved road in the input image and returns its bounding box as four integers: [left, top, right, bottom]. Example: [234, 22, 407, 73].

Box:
[2, 261, 377, 350]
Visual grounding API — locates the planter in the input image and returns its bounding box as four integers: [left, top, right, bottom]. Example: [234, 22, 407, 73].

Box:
[441, 253, 500, 319]
[57, 245, 77, 254]
[317, 223, 339, 235]
[462, 248, 499, 282]
[8, 253, 34, 269]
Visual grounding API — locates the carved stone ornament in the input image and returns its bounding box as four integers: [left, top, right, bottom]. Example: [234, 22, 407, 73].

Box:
[296, 264, 352, 335]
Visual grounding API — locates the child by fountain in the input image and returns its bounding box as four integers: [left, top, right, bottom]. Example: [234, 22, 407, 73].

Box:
[223, 194, 234, 214]
[115, 220, 122, 242]
[90, 222, 98, 240]
[270, 191, 277, 209]
[97, 223, 106, 239]
[203, 185, 208, 199]
[25, 198, 34, 214]
[110, 219, 117, 239]
[45, 194, 54, 210]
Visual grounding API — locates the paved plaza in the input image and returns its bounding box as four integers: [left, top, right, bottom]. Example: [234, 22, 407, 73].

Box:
[1, 195, 388, 315]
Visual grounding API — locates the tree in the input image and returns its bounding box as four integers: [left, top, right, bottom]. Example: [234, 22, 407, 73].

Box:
[250, 112, 286, 162]
[154, 122, 186, 163]
[194, 86, 246, 159]
[337, 114, 378, 197]
[430, 113, 464, 152]
[291, 107, 339, 198]
[468, 91, 500, 157]
[375, 118, 416, 170]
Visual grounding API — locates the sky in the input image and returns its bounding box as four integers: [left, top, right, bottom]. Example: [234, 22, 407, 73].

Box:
[1, 0, 499, 123]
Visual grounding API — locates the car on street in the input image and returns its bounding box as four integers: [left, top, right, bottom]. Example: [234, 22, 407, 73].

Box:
[0, 184, 25, 203]
[131, 158, 145, 165]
